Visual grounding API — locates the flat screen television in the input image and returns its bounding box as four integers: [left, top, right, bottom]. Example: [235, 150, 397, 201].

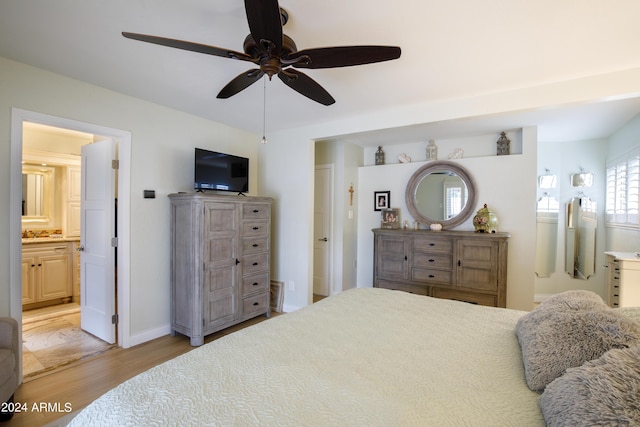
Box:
[194, 148, 249, 193]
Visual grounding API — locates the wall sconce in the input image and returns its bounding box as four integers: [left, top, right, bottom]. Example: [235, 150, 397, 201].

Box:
[538, 169, 557, 189]
[571, 169, 593, 187]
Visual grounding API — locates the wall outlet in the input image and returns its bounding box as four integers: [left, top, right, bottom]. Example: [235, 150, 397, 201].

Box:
[288, 280, 295, 291]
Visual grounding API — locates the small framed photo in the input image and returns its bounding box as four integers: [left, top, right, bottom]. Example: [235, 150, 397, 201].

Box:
[374, 191, 390, 211]
[270, 280, 284, 313]
[381, 208, 401, 229]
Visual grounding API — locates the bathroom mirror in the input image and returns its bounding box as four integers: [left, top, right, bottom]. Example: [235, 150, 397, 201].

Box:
[22, 164, 54, 222]
[406, 161, 477, 228]
[565, 196, 597, 279]
[535, 194, 559, 278]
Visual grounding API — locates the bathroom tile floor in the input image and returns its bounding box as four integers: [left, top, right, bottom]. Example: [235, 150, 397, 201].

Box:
[22, 303, 115, 381]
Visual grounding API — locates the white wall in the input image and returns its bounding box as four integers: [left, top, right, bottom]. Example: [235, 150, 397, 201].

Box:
[606, 113, 640, 252]
[535, 139, 607, 300]
[0, 57, 259, 344]
[261, 68, 640, 313]
[356, 129, 537, 311]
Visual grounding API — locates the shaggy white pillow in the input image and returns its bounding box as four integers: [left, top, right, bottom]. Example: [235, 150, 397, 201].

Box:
[515, 290, 640, 391]
[539, 345, 640, 426]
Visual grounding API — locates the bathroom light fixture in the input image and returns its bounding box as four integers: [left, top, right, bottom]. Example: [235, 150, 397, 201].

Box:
[570, 168, 593, 187]
[538, 169, 557, 189]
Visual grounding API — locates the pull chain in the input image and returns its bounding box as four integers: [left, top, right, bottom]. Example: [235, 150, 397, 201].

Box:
[261, 77, 267, 144]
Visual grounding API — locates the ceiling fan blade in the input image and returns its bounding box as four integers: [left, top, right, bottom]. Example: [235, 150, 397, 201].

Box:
[217, 69, 265, 99]
[244, 0, 283, 54]
[277, 69, 335, 106]
[122, 32, 257, 63]
[289, 46, 401, 69]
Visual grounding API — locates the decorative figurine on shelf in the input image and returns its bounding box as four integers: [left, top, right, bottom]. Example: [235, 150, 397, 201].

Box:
[375, 146, 385, 165]
[426, 139, 438, 161]
[496, 132, 510, 156]
[473, 204, 499, 233]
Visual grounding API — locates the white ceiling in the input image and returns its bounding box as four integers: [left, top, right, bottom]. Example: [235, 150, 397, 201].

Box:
[2, 0, 640, 143]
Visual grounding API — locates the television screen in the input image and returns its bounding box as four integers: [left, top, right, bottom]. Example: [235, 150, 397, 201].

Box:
[194, 148, 249, 193]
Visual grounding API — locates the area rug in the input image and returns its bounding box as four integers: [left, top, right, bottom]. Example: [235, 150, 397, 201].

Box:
[22, 306, 114, 380]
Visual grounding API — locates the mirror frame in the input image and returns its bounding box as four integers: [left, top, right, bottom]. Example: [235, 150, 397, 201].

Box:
[21, 164, 54, 223]
[405, 161, 478, 229]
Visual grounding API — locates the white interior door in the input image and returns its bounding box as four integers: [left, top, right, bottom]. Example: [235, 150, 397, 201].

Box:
[80, 139, 116, 343]
[313, 165, 332, 296]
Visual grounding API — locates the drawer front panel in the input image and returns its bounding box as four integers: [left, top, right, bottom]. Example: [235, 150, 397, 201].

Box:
[243, 253, 269, 275]
[243, 220, 269, 237]
[432, 288, 497, 307]
[241, 272, 270, 297]
[413, 237, 453, 253]
[243, 237, 269, 255]
[412, 252, 452, 270]
[243, 203, 270, 220]
[412, 268, 452, 286]
[242, 292, 269, 317]
[375, 279, 428, 295]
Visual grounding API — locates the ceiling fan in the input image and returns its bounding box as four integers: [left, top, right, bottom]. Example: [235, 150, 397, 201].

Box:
[122, 0, 401, 106]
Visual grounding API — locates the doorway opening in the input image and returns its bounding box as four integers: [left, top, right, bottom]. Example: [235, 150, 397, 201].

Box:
[10, 108, 132, 381]
[313, 164, 334, 300]
[20, 122, 116, 379]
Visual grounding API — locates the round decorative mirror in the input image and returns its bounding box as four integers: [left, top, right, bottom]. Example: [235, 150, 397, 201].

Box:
[405, 161, 477, 229]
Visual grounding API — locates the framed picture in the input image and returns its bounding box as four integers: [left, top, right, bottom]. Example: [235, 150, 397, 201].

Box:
[381, 208, 401, 229]
[270, 280, 284, 313]
[374, 191, 390, 211]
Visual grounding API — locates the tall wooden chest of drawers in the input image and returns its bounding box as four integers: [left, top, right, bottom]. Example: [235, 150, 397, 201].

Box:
[169, 193, 272, 346]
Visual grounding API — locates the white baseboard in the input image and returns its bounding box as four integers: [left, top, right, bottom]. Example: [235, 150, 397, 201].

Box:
[282, 303, 303, 313]
[534, 293, 557, 303]
[128, 324, 172, 347]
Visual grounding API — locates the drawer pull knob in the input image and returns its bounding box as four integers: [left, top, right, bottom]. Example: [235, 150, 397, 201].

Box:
[253, 262, 258, 266]
[253, 302, 259, 306]
[428, 259, 435, 262]
[252, 244, 259, 247]
[235, 259, 240, 265]
[428, 274, 435, 278]
[252, 282, 258, 286]
[253, 227, 259, 230]
[253, 209, 259, 213]
[429, 243, 435, 246]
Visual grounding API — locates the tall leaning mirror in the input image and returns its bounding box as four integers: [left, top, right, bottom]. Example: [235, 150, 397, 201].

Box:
[405, 161, 477, 229]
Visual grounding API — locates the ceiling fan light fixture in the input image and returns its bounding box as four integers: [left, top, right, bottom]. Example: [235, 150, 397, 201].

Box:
[122, 0, 401, 105]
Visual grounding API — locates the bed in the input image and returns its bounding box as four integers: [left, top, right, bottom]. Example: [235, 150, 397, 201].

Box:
[68, 287, 640, 426]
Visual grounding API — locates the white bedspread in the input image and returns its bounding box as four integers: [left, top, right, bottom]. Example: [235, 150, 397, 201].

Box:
[70, 288, 544, 426]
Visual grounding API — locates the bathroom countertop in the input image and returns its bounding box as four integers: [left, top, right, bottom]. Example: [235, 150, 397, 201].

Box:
[21, 236, 80, 245]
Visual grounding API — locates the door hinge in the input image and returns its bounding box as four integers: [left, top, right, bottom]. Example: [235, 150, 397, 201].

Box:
[112, 159, 119, 170]
[111, 314, 119, 324]
[111, 237, 118, 247]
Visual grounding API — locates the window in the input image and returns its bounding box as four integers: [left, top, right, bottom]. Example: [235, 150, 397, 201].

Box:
[606, 149, 640, 227]
[443, 178, 467, 220]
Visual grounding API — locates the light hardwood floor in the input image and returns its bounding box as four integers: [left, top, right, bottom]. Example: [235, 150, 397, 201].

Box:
[6, 313, 277, 427]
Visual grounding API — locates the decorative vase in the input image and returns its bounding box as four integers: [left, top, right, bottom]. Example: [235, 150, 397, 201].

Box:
[375, 146, 385, 165]
[473, 204, 499, 233]
[430, 223, 443, 231]
[426, 139, 437, 161]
